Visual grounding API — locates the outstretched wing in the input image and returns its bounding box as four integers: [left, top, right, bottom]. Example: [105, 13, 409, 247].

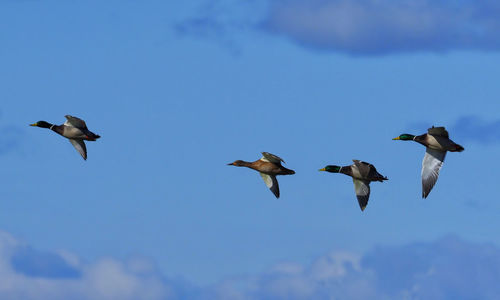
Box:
[64, 115, 88, 129]
[427, 126, 449, 138]
[259, 173, 280, 198]
[352, 159, 371, 166]
[69, 139, 87, 160]
[421, 148, 446, 198]
[353, 179, 370, 211]
[261, 152, 285, 164]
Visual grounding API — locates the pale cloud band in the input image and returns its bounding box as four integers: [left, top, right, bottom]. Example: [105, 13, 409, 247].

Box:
[0, 230, 499, 299]
[452, 115, 500, 144]
[208, 236, 500, 299]
[0, 231, 175, 300]
[263, 0, 500, 55]
[177, 0, 500, 55]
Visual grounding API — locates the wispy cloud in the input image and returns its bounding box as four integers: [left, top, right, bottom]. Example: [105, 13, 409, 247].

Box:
[0, 125, 24, 156]
[0, 110, 24, 155]
[0, 231, 177, 300]
[1, 230, 499, 299]
[173, 0, 267, 54]
[177, 0, 500, 55]
[452, 115, 500, 144]
[263, 0, 500, 55]
[206, 236, 500, 299]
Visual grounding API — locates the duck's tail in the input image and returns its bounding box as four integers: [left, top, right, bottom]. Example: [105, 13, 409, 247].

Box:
[85, 131, 101, 141]
[372, 173, 388, 182]
[378, 176, 388, 182]
[280, 167, 295, 175]
[450, 143, 464, 152]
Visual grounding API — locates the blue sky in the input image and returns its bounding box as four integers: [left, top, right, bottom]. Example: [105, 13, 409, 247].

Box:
[1, 0, 500, 299]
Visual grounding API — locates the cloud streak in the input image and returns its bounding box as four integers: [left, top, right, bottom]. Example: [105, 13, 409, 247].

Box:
[0, 111, 24, 156]
[173, 0, 267, 54]
[0, 230, 499, 299]
[0, 231, 176, 300]
[0, 125, 24, 156]
[177, 0, 500, 55]
[263, 0, 500, 55]
[452, 115, 500, 144]
[206, 236, 500, 299]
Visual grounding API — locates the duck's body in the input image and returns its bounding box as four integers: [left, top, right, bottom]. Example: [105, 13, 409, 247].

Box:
[49, 123, 100, 141]
[30, 115, 100, 160]
[320, 160, 388, 211]
[339, 160, 388, 182]
[228, 152, 295, 198]
[412, 127, 464, 152]
[393, 126, 464, 198]
[234, 160, 294, 176]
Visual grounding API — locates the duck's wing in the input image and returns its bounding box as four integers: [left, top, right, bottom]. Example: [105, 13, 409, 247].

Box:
[64, 115, 88, 130]
[421, 148, 446, 198]
[352, 160, 372, 177]
[353, 179, 370, 211]
[261, 152, 285, 164]
[260, 173, 280, 198]
[428, 126, 449, 138]
[356, 161, 387, 181]
[69, 139, 87, 160]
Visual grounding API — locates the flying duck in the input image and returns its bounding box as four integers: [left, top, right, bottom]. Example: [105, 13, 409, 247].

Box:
[228, 152, 295, 198]
[30, 115, 100, 160]
[319, 160, 388, 211]
[393, 126, 464, 198]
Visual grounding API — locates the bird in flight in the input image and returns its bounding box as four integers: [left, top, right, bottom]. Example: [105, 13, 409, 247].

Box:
[319, 160, 388, 211]
[30, 115, 101, 160]
[393, 126, 464, 198]
[228, 152, 295, 198]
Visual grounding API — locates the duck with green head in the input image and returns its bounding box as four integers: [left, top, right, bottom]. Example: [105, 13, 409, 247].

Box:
[393, 126, 464, 198]
[30, 115, 101, 160]
[319, 160, 388, 211]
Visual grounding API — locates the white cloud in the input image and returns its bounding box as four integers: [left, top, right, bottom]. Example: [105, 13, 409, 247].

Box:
[176, 0, 500, 55]
[0, 230, 499, 300]
[0, 231, 174, 300]
[206, 236, 500, 300]
[263, 0, 500, 54]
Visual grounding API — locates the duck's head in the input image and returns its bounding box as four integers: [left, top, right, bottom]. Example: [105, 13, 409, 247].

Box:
[392, 134, 415, 141]
[227, 160, 246, 166]
[29, 121, 52, 128]
[319, 165, 341, 173]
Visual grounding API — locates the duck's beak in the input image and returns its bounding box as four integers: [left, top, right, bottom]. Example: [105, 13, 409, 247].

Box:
[392, 136, 400, 140]
[318, 168, 326, 171]
[227, 162, 234, 166]
[29, 123, 37, 127]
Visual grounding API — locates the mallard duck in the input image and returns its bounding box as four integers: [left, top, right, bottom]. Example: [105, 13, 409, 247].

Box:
[227, 152, 295, 198]
[319, 160, 388, 211]
[30, 115, 100, 160]
[393, 126, 464, 198]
